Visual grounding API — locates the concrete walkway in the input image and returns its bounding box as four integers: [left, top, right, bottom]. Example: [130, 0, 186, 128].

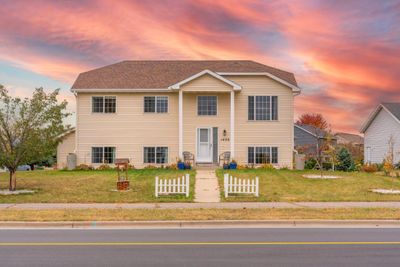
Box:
[2, 202, 400, 210]
[194, 170, 220, 202]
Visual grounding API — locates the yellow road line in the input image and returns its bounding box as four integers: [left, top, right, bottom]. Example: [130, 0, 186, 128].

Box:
[0, 241, 400, 246]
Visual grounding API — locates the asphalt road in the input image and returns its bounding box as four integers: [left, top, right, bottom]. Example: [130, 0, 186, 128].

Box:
[1, 228, 400, 267]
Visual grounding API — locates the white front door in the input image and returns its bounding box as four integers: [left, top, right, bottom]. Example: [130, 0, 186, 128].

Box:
[197, 128, 213, 162]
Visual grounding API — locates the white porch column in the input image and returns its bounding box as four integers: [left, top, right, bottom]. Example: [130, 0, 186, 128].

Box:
[178, 90, 183, 159]
[230, 90, 235, 158]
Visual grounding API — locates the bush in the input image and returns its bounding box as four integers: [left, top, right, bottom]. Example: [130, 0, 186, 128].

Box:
[258, 163, 275, 170]
[144, 165, 158, 169]
[336, 148, 355, 171]
[305, 158, 317, 170]
[360, 164, 378, 173]
[375, 163, 384, 171]
[322, 162, 333, 170]
[166, 164, 178, 170]
[75, 164, 93, 171]
[97, 164, 112, 170]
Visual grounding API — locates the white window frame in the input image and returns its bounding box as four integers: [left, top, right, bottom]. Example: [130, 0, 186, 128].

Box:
[91, 146, 116, 164]
[197, 95, 218, 116]
[91, 96, 117, 114]
[248, 95, 278, 121]
[143, 146, 169, 164]
[247, 146, 278, 164]
[143, 96, 169, 113]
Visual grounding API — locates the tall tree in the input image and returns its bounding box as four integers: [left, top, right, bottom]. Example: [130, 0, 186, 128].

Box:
[296, 113, 328, 130]
[0, 85, 70, 191]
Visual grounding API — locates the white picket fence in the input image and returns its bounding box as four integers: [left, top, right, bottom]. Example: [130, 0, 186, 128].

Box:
[224, 173, 259, 198]
[155, 174, 190, 197]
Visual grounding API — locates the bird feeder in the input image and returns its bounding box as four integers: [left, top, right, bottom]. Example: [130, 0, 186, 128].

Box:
[115, 158, 130, 191]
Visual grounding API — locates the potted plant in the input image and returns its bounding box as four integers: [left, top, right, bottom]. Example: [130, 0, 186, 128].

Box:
[223, 163, 230, 169]
[229, 159, 237, 170]
[177, 158, 185, 170]
[184, 162, 191, 170]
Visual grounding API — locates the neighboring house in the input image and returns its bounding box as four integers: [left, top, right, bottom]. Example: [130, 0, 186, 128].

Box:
[294, 124, 336, 157]
[334, 132, 364, 146]
[360, 103, 400, 164]
[57, 60, 301, 169]
[57, 129, 76, 169]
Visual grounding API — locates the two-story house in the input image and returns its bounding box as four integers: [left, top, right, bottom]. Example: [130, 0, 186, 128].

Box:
[57, 60, 301, 169]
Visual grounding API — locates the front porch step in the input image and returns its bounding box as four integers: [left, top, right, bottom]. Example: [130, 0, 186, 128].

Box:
[196, 163, 219, 170]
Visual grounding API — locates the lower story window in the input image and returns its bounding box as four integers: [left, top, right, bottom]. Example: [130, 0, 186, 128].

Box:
[144, 147, 168, 164]
[248, 146, 278, 164]
[92, 147, 116, 164]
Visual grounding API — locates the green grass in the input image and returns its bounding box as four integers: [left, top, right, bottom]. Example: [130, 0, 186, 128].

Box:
[0, 169, 195, 203]
[217, 169, 400, 202]
[1, 208, 400, 221]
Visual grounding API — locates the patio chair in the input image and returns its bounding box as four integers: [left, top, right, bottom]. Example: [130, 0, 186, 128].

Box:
[219, 151, 231, 166]
[183, 151, 195, 165]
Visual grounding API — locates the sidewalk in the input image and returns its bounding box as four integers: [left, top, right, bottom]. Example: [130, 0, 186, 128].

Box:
[194, 169, 220, 203]
[1, 202, 400, 210]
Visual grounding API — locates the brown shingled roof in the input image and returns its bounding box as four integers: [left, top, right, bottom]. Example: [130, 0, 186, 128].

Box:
[71, 60, 298, 89]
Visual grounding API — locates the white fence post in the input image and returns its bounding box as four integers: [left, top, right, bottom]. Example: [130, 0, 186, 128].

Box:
[224, 173, 228, 198]
[255, 177, 259, 197]
[155, 176, 159, 197]
[185, 173, 190, 197]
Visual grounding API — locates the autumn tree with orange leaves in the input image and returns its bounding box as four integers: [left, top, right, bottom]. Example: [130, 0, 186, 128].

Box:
[296, 113, 328, 130]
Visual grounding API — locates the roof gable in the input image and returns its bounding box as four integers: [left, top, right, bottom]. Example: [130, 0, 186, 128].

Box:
[71, 60, 299, 91]
[169, 69, 241, 90]
[360, 103, 400, 133]
[294, 124, 331, 139]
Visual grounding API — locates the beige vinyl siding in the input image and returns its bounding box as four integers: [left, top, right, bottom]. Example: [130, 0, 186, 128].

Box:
[181, 92, 231, 161]
[57, 131, 76, 169]
[226, 75, 294, 168]
[181, 74, 233, 92]
[76, 93, 179, 168]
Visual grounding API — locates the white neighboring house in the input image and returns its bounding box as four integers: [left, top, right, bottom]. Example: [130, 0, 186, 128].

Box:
[360, 103, 400, 164]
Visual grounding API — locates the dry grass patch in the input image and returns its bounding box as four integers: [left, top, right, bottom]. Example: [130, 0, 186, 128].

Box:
[1, 208, 400, 221]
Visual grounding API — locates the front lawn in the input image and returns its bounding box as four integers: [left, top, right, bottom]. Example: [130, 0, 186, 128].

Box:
[0, 169, 195, 203]
[217, 169, 400, 202]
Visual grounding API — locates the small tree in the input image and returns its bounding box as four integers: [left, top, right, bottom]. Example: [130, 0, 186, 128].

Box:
[383, 135, 395, 176]
[336, 148, 355, 172]
[0, 85, 70, 191]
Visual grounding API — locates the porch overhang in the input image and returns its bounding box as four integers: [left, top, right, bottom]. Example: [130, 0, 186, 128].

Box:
[168, 69, 242, 91]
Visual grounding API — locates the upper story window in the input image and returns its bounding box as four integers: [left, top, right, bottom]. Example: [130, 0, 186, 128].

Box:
[248, 96, 278, 121]
[198, 96, 217, 116]
[144, 96, 168, 113]
[92, 96, 116, 113]
[92, 146, 116, 164]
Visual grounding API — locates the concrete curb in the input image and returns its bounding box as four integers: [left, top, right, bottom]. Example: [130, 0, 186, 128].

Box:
[0, 220, 400, 229]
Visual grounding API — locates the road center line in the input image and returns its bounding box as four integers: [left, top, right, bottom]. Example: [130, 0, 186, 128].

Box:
[1, 241, 400, 246]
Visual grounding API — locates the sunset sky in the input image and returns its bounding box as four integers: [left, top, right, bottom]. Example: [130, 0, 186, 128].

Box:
[0, 0, 399, 133]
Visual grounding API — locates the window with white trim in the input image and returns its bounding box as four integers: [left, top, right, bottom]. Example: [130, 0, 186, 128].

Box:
[248, 146, 278, 164]
[248, 96, 278, 120]
[144, 96, 168, 113]
[92, 96, 116, 113]
[144, 147, 168, 164]
[198, 96, 217, 116]
[91, 147, 116, 164]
